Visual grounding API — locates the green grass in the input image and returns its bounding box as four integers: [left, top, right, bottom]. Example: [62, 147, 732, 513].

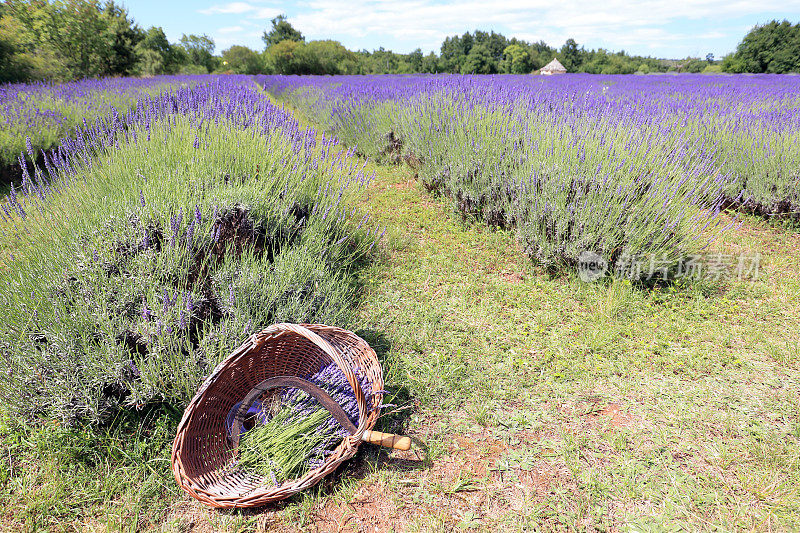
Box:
[0, 407, 180, 531]
[1, 90, 799, 532]
[343, 163, 800, 531]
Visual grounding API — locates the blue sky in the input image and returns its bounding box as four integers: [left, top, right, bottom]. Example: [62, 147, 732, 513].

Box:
[123, 0, 800, 59]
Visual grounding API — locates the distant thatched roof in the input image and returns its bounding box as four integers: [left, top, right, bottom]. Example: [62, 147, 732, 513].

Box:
[541, 58, 567, 73]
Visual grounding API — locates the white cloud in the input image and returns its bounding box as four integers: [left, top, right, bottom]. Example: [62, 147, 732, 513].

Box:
[199, 1, 281, 18]
[254, 7, 282, 19]
[286, 0, 798, 55]
[698, 31, 728, 39]
[199, 0, 800, 56]
[216, 30, 264, 49]
[218, 25, 246, 33]
[199, 2, 258, 15]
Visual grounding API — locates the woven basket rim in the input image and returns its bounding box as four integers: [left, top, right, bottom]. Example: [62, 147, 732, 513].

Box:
[171, 323, 384, 508]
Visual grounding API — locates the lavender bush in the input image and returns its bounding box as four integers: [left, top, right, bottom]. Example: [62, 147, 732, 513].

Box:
[0, 76, 379, 424]
[0, 75, 206, 169]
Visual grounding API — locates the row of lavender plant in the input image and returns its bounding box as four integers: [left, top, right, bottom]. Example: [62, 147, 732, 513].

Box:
[261, 73, 800, 272]
[0, 76, 380, 424]
[0, 75, 210, 170]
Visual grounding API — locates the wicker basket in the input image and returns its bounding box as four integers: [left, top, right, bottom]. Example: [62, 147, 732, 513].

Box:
[171, 323, 385, 508]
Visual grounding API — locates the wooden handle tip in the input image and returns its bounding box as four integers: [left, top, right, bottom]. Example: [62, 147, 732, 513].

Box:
[362, 430, 411, 451]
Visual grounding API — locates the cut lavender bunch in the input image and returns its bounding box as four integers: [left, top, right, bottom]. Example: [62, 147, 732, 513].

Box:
[233, 361, 373, 484]
[236, 407, 330, 483]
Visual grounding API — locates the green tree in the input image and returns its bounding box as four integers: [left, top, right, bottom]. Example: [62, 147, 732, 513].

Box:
[263, 39, 302, 74]
[473, 30, 508, 63]
[603, 53, 636, 74]
[407, 48, 423, 72]
[4, 0, 143, 80]
[439, 31, 513, 73]
[100, 1, 143, 76]
[135, 26, 180, 75]
[180, 33, 216, 73]
[374, 47, 403, 73]
[722, 20, 800, 73]
[264, 40, 356, 75]
[720, 53, 746, 73]
[502, 43, 532, 74]
[421, 51, 439, 73]
[440, 33, 471, 72]
[220, 45, 262, 74]
[300, 40, 358, 74]
[527, 40, 556, 70]
[0, 10, 35, 82]
[558, 38, 582, 71]
[681, 57, 706, 73]
[262, 14, 303, 48]
[30, 0, 109, 78]
[358, 47, 405, 74]
[461, 42, 496, 74]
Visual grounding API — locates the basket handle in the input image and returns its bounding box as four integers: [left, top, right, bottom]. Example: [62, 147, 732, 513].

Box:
[230, 376, 410, 451]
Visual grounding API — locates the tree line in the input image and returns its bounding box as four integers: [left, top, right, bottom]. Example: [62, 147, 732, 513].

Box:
[1, 0, 797, 84]
[239, 21, 713, 76]
[722, 20, 800, 74]
[0, 0, 218, 82]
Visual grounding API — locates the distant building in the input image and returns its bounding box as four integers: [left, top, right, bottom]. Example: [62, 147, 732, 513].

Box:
[540, 58, 567, 75]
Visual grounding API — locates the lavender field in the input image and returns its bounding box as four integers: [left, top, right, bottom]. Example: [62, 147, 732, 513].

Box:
[261, 73, 800, 271]
[0, 75, 212, 176]
[1, 73, 799, 531]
